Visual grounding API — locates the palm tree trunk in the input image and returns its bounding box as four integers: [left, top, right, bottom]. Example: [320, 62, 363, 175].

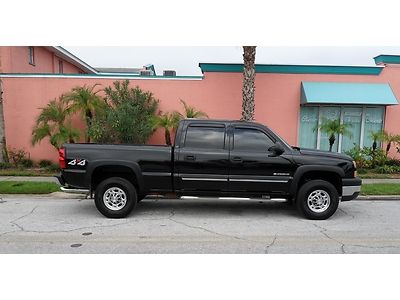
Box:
[165, 129, 171, 146]
[0, 79, 7, 162]
[241, 46, 256, 121]
[329, 134, 335, 152]
[85, 110, 93, 143]
[372, 140, 377, 152]
[386, 142, 391, 154]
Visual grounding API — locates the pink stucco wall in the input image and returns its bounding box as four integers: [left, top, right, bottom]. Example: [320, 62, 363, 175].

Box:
[0, 46, 85, 74]
[2, 64, 400, 162]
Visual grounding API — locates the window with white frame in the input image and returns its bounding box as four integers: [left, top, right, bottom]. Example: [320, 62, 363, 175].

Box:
[299, 105, 385, 152]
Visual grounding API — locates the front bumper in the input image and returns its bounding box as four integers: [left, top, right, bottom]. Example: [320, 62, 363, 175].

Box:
[341, 177, 362, 201]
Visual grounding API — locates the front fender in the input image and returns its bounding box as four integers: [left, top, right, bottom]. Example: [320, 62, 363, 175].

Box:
[289, 165, 345, 196]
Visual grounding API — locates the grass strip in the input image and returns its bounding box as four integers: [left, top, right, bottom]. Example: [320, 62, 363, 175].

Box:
[361, 183, 400, 195]
[0, 181, 60, 194]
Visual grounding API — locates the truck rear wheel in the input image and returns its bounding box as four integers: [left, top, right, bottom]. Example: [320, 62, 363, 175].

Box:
[95, 177, 137, 218]
[296, 180, 339, 220]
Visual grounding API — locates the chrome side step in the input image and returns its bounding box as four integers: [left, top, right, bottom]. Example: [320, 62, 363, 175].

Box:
[60, 187, 89, 194]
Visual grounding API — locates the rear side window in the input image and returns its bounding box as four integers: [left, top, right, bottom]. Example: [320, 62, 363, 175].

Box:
[233, 127, 274, 151]
[184, 126, 225, 149]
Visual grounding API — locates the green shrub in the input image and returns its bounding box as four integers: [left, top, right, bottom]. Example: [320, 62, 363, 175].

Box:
[20, 158, 34, 168]
[0, 162, 12, 169]
[357, 168, 367, 174]
[8, 148, 29, 167]
[89, 80, 159, 144]
[345, 146, 388, 169]
[374, 165, 400, 174]
[386, 159, 400, 167]
[39, 159, 53, 168]
[46, 164, 60, 172]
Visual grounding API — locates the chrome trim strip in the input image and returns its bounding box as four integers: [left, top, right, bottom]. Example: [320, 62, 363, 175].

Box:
[230, 179, 288, 183]
[60, 187, 89, 194]
[342, 185, 361, 196]
[182, 178, 228, 182]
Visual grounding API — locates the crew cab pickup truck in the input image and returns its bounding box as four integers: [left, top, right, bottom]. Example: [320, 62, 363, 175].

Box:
[57, 119, 361, 220]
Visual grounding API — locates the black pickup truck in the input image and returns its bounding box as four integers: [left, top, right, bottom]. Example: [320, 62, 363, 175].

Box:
[57, 119, 361, 220]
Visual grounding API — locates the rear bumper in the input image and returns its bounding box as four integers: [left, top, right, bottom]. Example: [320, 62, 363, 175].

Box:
[341, 178, 362, 201]
[56, 173, 89, 194]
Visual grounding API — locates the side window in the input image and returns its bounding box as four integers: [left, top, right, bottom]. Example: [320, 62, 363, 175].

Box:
[184, 125, 225, 149]
[233, 128, 274, 151]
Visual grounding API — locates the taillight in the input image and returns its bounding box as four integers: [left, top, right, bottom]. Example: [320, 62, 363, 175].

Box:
[59, 148, 66, 169]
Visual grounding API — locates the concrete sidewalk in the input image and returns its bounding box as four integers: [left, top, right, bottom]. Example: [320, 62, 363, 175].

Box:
[1, 176, 400, 185]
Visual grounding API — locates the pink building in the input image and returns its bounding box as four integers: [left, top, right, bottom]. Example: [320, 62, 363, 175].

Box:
[0, 47, 399, 162]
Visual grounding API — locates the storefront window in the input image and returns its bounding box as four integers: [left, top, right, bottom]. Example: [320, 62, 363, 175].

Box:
[319, 107, 340, 152]
[299, 106, 318, 149]
[363, 107, 384, 149]
[341, 107, 362, 152]
[299, 106, 384, 152]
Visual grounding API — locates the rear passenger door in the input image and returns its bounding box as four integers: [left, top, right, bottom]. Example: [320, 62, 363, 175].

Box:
[175, 122, 229, 192]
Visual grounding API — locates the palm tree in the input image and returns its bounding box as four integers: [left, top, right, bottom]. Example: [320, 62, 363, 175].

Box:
[369, 130, 384, 152]
[153, 112, 181, 145]
[241, 46, 257, 121]
[32, 99, 80, 150]
[62, 84, 104, 142]
[317, 119, 352, 152]
[382, 131, 400, 154]
[178, 99, 208, 119]
[0, 79, 7, 162]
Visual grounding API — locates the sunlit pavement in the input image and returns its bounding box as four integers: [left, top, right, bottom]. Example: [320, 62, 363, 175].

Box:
[0, 195, 400, 254]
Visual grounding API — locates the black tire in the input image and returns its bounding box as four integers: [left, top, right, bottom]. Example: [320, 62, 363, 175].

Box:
[94, 177, 137, 218]
[296, 180, 339, 220]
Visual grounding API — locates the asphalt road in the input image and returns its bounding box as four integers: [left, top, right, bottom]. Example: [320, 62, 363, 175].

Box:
[1, 195, 400, 253]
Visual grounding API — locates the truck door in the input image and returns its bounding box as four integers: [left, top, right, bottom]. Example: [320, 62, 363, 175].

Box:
[228, 125, 293, 195]
[175, 122, 229, 193]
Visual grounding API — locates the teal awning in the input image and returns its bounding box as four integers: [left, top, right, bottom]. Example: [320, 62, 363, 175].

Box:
[301, 82, 398, 105]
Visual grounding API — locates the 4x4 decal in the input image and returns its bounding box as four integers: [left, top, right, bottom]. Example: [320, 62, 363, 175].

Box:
[68, 159, 86, 166]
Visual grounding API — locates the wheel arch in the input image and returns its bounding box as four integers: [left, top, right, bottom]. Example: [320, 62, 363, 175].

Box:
[86, 160, 145, 194]
[290, 165, 344, 197]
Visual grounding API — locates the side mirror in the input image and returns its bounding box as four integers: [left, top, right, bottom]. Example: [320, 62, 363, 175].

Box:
[268, 143, 284, 157]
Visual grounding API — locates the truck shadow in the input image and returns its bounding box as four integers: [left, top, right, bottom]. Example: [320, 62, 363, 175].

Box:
[133, 198, 299, 218]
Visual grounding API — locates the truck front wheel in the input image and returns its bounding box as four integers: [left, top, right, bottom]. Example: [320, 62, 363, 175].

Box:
[95, 177, 137, 218]
[296, 180, 339, 220]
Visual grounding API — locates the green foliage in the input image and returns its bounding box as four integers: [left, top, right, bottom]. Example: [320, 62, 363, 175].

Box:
[316, 118, 352, 152]
[8, 148, 29, 167]
[62, 84, 106, 142]
[39, 159, 53, 168]
[46, 163, 61, 172]
[32, 98, 80, 149]
[345, 146, 388, 169]
[89, 80, 159, 144]
[0, 162, 12, 169]
[381, 131, 400, 154]
[152, 100, 208, 145]
[178, 99, 208, 119]
[20, 158, 34, 168]
[374, 165, 400, 174]
[368, 130, 384, 151]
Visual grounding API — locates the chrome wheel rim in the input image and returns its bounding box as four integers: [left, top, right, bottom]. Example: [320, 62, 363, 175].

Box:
[307, 189, 331, 213]
[103, 187, 127, 211]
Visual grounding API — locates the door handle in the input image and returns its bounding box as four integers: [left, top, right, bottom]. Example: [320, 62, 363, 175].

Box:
[232, 157, 243, 163]
[185, 155, 196, 161]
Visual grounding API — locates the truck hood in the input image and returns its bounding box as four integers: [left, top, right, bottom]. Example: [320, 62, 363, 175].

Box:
[296, 148, 353, 162]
